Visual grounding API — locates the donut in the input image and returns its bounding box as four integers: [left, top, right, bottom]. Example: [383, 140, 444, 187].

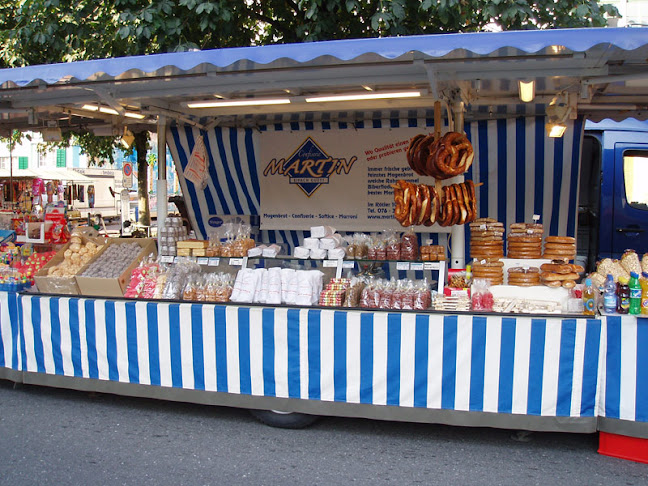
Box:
[540, 263, 573, 274]
[540, 272, 580, 281]
[542, 280, 563, 288]
[545, 236, 576, 244]
[562, 280, 576, 289]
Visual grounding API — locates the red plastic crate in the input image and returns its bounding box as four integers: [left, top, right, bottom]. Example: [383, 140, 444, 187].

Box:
[598, 432, 648, 464]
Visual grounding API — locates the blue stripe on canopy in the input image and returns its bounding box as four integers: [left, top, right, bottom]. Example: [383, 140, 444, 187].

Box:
[0, 28, 646, 86]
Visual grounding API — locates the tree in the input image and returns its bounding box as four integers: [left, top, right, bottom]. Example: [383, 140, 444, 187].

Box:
[0, 0, 619, 223]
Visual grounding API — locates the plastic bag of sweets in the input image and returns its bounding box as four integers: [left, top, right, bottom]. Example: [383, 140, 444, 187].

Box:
[385, 231, 401, 261]
[400, 231, 419, 261]
[413, 279, 432, 310]
[379, 279, 395, 308]
[471, 278, 494, 311]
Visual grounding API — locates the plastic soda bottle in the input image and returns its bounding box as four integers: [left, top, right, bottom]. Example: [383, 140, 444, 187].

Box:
[582, 278, 596, 316]
[640, 272, 648, 316]
[603, 274, 617, 314]
[617, 276, 630, 314]
[629, 271, 641, 315]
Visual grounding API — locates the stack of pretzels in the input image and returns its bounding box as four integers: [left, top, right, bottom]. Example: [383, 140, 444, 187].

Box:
[393, 180, 477, 227]
[407, 131, 474, 179]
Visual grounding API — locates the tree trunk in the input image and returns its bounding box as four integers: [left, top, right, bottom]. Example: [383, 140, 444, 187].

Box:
[135, 131, 150, 227]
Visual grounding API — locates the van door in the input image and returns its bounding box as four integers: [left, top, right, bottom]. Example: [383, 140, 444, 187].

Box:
[611, 143, 648, 257]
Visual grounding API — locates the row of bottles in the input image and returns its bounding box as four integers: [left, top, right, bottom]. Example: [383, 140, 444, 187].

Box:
[584, 271, 648, 316]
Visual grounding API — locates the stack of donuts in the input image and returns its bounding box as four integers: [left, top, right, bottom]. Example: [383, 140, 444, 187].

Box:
[543, 236, 576, 261]
[392, 180, 477, 227]
[539, 262, 585, 289]
[469, 218, 504, 259]
[407, 131, 474, 179]
[471, 259, 504, 285]
[506, 223, 544, 259]
[507, 267, 541, 286]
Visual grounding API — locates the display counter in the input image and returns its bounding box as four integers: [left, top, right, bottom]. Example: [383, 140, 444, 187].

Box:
[2, 290, 646, 442]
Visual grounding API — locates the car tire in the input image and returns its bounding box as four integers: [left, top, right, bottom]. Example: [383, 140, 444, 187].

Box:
[249, 409, 319, 429]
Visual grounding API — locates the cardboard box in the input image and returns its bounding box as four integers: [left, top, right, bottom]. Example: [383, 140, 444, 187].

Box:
[34, 236, 108, 295]
[75, 238, 157, 297]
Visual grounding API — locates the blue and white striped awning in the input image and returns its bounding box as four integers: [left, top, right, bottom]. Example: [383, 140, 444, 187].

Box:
[0, 27, 646, 86]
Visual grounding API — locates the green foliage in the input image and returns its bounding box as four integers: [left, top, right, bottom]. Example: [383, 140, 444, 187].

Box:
[0, 1, 621, 69]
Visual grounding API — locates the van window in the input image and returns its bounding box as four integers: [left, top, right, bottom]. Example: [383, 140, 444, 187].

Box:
[624, 150, 648, 210]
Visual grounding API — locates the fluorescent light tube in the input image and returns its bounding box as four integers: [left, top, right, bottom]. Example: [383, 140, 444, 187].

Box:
[305, 91, 422, 103]
[186, 98, 291, 108]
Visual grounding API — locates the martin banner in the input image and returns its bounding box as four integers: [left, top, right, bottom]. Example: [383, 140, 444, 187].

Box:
[259, 127, 440, 231]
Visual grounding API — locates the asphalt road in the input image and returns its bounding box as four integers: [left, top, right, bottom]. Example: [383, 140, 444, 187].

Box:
[0, 380, 646, 486]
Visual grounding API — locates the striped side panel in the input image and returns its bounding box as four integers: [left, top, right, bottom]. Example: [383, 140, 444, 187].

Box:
[13, 295, 603, 419]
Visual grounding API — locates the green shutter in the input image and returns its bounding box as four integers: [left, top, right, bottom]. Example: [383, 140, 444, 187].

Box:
[18, 156, 28, 169]
[56, 149, 66, 167]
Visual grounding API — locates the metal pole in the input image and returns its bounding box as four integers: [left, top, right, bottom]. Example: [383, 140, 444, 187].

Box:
[450, 100, 466, 269]
[156, 116, 168, 236]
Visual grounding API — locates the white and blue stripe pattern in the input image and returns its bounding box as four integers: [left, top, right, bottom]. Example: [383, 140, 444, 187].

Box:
[167, 116, 581, 250]
[0, 291, 21, 372]
[14, 293, 602, 419]
[600, 316, 648, 424]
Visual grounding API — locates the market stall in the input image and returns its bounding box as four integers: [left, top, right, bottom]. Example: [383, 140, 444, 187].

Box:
[0, 27, 647, 462]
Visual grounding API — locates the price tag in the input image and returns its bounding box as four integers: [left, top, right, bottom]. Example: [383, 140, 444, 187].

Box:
[197, 257, 209, 265]
[479, 224, 487, 230]
[323, 260, 339, 268]
[396, 262, 410, 271]
[174, 256, 181, 263]
[208, 258, 220, 266]
[533, 214, 541, 222]
[410, 262, 424, 271]
[342, 261, 355, 269]
[424, 262, 440, 271]
[160, 255, 174, 264]
[229, 258, 243, 266]
[188, 257, 197, 263]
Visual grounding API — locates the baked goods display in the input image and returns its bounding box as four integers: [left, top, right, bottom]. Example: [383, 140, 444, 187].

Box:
[471, 259, 504, 285]
[392, 180, 477, 227]
[46, 237, 103, 277]
[543, 236, 576, 261]
[406, 131, 474, 179]
[507, 266, 541, 286]
[507, 223, 543, 259]
[539, 262, 584, 288]
[420, 245, 446, 261]
[469, 218, 504, 260]
[80, 242, 143, 279]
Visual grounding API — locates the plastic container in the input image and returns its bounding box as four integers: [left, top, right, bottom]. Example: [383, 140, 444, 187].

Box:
[641, 272, 648, 316]
[582, 278, 596, 316]
[617, 276, 630, 314]
[629, 271, 641, 315]
[603, 274, 617, 314]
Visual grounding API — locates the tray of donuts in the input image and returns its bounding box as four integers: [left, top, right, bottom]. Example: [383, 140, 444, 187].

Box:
[469, 218, 504, 260]
[392, 180, 477, 227]
[407, 131, 474, 180]
[539, 262, 585, 289]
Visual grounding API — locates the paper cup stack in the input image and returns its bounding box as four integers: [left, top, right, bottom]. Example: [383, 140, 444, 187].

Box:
[543, 236, 576, 261]
[469, 218, 504, 260]
[471, 259, 504, 285]
[506, 223, 543, 259]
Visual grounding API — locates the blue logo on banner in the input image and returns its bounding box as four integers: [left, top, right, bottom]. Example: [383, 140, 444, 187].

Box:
[263, 137, 357, 197]
[208, 216, 223, 227]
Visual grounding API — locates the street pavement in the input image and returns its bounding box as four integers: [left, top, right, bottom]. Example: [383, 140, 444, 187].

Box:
[0, 379, 646, 486]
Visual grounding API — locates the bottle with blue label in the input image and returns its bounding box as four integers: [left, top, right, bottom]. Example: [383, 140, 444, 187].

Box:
[603, 274, 617, 314]
[629, 271, 642, 315]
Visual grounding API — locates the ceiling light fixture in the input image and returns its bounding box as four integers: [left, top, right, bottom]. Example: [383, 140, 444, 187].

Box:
[304, 90, 422, 103]
[186, 98, 291, 108]
[518, 80, 535, 103]
[120, 127, 135, 148]
[545, 96, 571, 138]
[81, 104, 145, 119]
